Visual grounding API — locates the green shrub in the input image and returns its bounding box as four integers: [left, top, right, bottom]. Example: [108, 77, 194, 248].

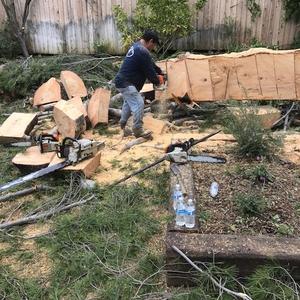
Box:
[113, 0, 192, 55]
[0, 22, 22, 59]
[195, 0, 208, 10]
[282, 0, 300, 21]
[244, 164, 273, 183]
[223, 106, 282, 158]
[246, 0, 261, 21]
[275, 223, 294, 236]
[234, 192, 267, 216]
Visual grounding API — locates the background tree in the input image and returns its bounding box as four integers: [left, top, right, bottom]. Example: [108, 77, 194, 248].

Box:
[0, 0, 34, 58]
[113, 0, 193, 57]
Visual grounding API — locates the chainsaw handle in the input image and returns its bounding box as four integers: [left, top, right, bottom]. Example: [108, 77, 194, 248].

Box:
[38, 134, 58, 153]
[58, 137, 81, 159]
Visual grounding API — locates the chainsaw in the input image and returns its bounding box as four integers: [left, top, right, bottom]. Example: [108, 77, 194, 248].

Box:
[113, 130, 226, 186]
[0, 137, 104, 193]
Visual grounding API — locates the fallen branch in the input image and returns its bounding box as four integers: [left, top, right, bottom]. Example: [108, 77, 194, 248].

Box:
[61, 56, 121, 66]
[0, 195, 95, 230]
[120, 137, 150, 154]
[272, 102, 295, 128]
[171, 245, 252, 300]
[0, 185, 53, 203]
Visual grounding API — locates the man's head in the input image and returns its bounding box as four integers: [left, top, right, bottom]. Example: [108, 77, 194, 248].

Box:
[141, 30, 160, 51]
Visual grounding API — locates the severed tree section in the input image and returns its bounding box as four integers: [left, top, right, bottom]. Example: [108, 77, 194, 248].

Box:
[87, 88, 111, 127]
[0, 112, 37, 143]
[33, 77, 61, 107]
[12, 146, 56, 172]
[160, 48, 300, 102]
[53, 99, 86, 138]
[60, 70, 88, 99]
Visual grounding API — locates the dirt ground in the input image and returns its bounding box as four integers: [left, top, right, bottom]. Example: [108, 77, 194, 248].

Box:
[193, 143, 300, 237]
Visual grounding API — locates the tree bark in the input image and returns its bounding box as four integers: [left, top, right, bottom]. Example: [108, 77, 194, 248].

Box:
[0, 0, 33, 58]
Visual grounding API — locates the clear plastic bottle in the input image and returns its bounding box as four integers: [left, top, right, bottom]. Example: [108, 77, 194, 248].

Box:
[210, 181, 219, 198]
[175, 196, 186, 227]
[172, 184, 183, 211]
[185, 199, 196, 228]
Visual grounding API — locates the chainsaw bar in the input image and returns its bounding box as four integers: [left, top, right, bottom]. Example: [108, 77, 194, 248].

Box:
[187, 155, 226, 164]
[0, 160, 70, 193]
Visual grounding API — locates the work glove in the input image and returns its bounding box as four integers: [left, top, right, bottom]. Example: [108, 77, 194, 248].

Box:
[157, 74, 165, 85]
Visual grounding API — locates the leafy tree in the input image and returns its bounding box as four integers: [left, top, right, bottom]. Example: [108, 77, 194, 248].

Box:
[282, 0, 300, 22]
[0, 0, 34, 57]
[113, 0, 193, 56]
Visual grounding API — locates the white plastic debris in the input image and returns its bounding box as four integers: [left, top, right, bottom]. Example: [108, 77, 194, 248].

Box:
[80, 179, 96, 190]
[209, 181, 219, 198]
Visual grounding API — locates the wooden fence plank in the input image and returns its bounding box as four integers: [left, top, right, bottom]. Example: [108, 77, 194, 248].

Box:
[0, 0, 298, 54]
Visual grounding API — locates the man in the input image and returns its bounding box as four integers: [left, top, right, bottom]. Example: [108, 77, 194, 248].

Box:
[114, 30, 164, 138]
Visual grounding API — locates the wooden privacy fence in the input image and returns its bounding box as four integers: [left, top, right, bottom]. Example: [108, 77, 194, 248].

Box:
[0, 0, 299, 54]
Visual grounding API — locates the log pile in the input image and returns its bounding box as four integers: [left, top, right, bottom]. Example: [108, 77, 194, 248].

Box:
[0, 70, 110, 177]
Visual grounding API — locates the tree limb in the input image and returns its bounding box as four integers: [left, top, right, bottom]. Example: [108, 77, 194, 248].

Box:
[171, 245, 253, 300]
[0, 195, 95, 230]
[0, 185, 53, 203]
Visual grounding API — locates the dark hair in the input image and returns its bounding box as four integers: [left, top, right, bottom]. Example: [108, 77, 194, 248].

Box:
[141, 30, 160, 45]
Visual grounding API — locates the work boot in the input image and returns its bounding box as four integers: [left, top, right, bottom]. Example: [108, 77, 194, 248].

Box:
[120, 122, 132, 137]
[123, 127, 133, 137]
[133, 127, 152, 139]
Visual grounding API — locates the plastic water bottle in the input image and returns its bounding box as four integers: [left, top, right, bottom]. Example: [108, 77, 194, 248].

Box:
[210, 181, 219, 198]
[175, 196, 186, 227]
[172, 184, 183, 211]
[185, 199, 195, 228]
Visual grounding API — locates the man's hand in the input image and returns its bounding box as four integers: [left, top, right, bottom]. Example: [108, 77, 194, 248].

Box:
[157, 74, 165, 85]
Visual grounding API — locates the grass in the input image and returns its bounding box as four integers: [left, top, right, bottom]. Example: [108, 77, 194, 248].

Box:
[31, 171, 168, 299]
[0, 127, 298, 298]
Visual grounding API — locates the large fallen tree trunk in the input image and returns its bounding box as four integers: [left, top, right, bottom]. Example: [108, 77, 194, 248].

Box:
[159, 48, 300, 102]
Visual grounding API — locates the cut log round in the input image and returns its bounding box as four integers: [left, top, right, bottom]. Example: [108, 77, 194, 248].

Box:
[60, 70, 88, 99]
[12, 146, 56, 173]
[0, 113, 38, 144]
[143, 114, 168, 135]
[87, 88, 111, 127]
[50, 151, 101, 178]
[33, 77, 61, 107]
[53, 100, 86, 138]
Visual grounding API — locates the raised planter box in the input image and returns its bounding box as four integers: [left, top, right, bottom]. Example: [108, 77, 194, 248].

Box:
[166, 161, 300, 286]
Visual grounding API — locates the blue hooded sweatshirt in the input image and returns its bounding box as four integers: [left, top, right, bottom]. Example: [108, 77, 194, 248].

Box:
[114, 41, 162, 92]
